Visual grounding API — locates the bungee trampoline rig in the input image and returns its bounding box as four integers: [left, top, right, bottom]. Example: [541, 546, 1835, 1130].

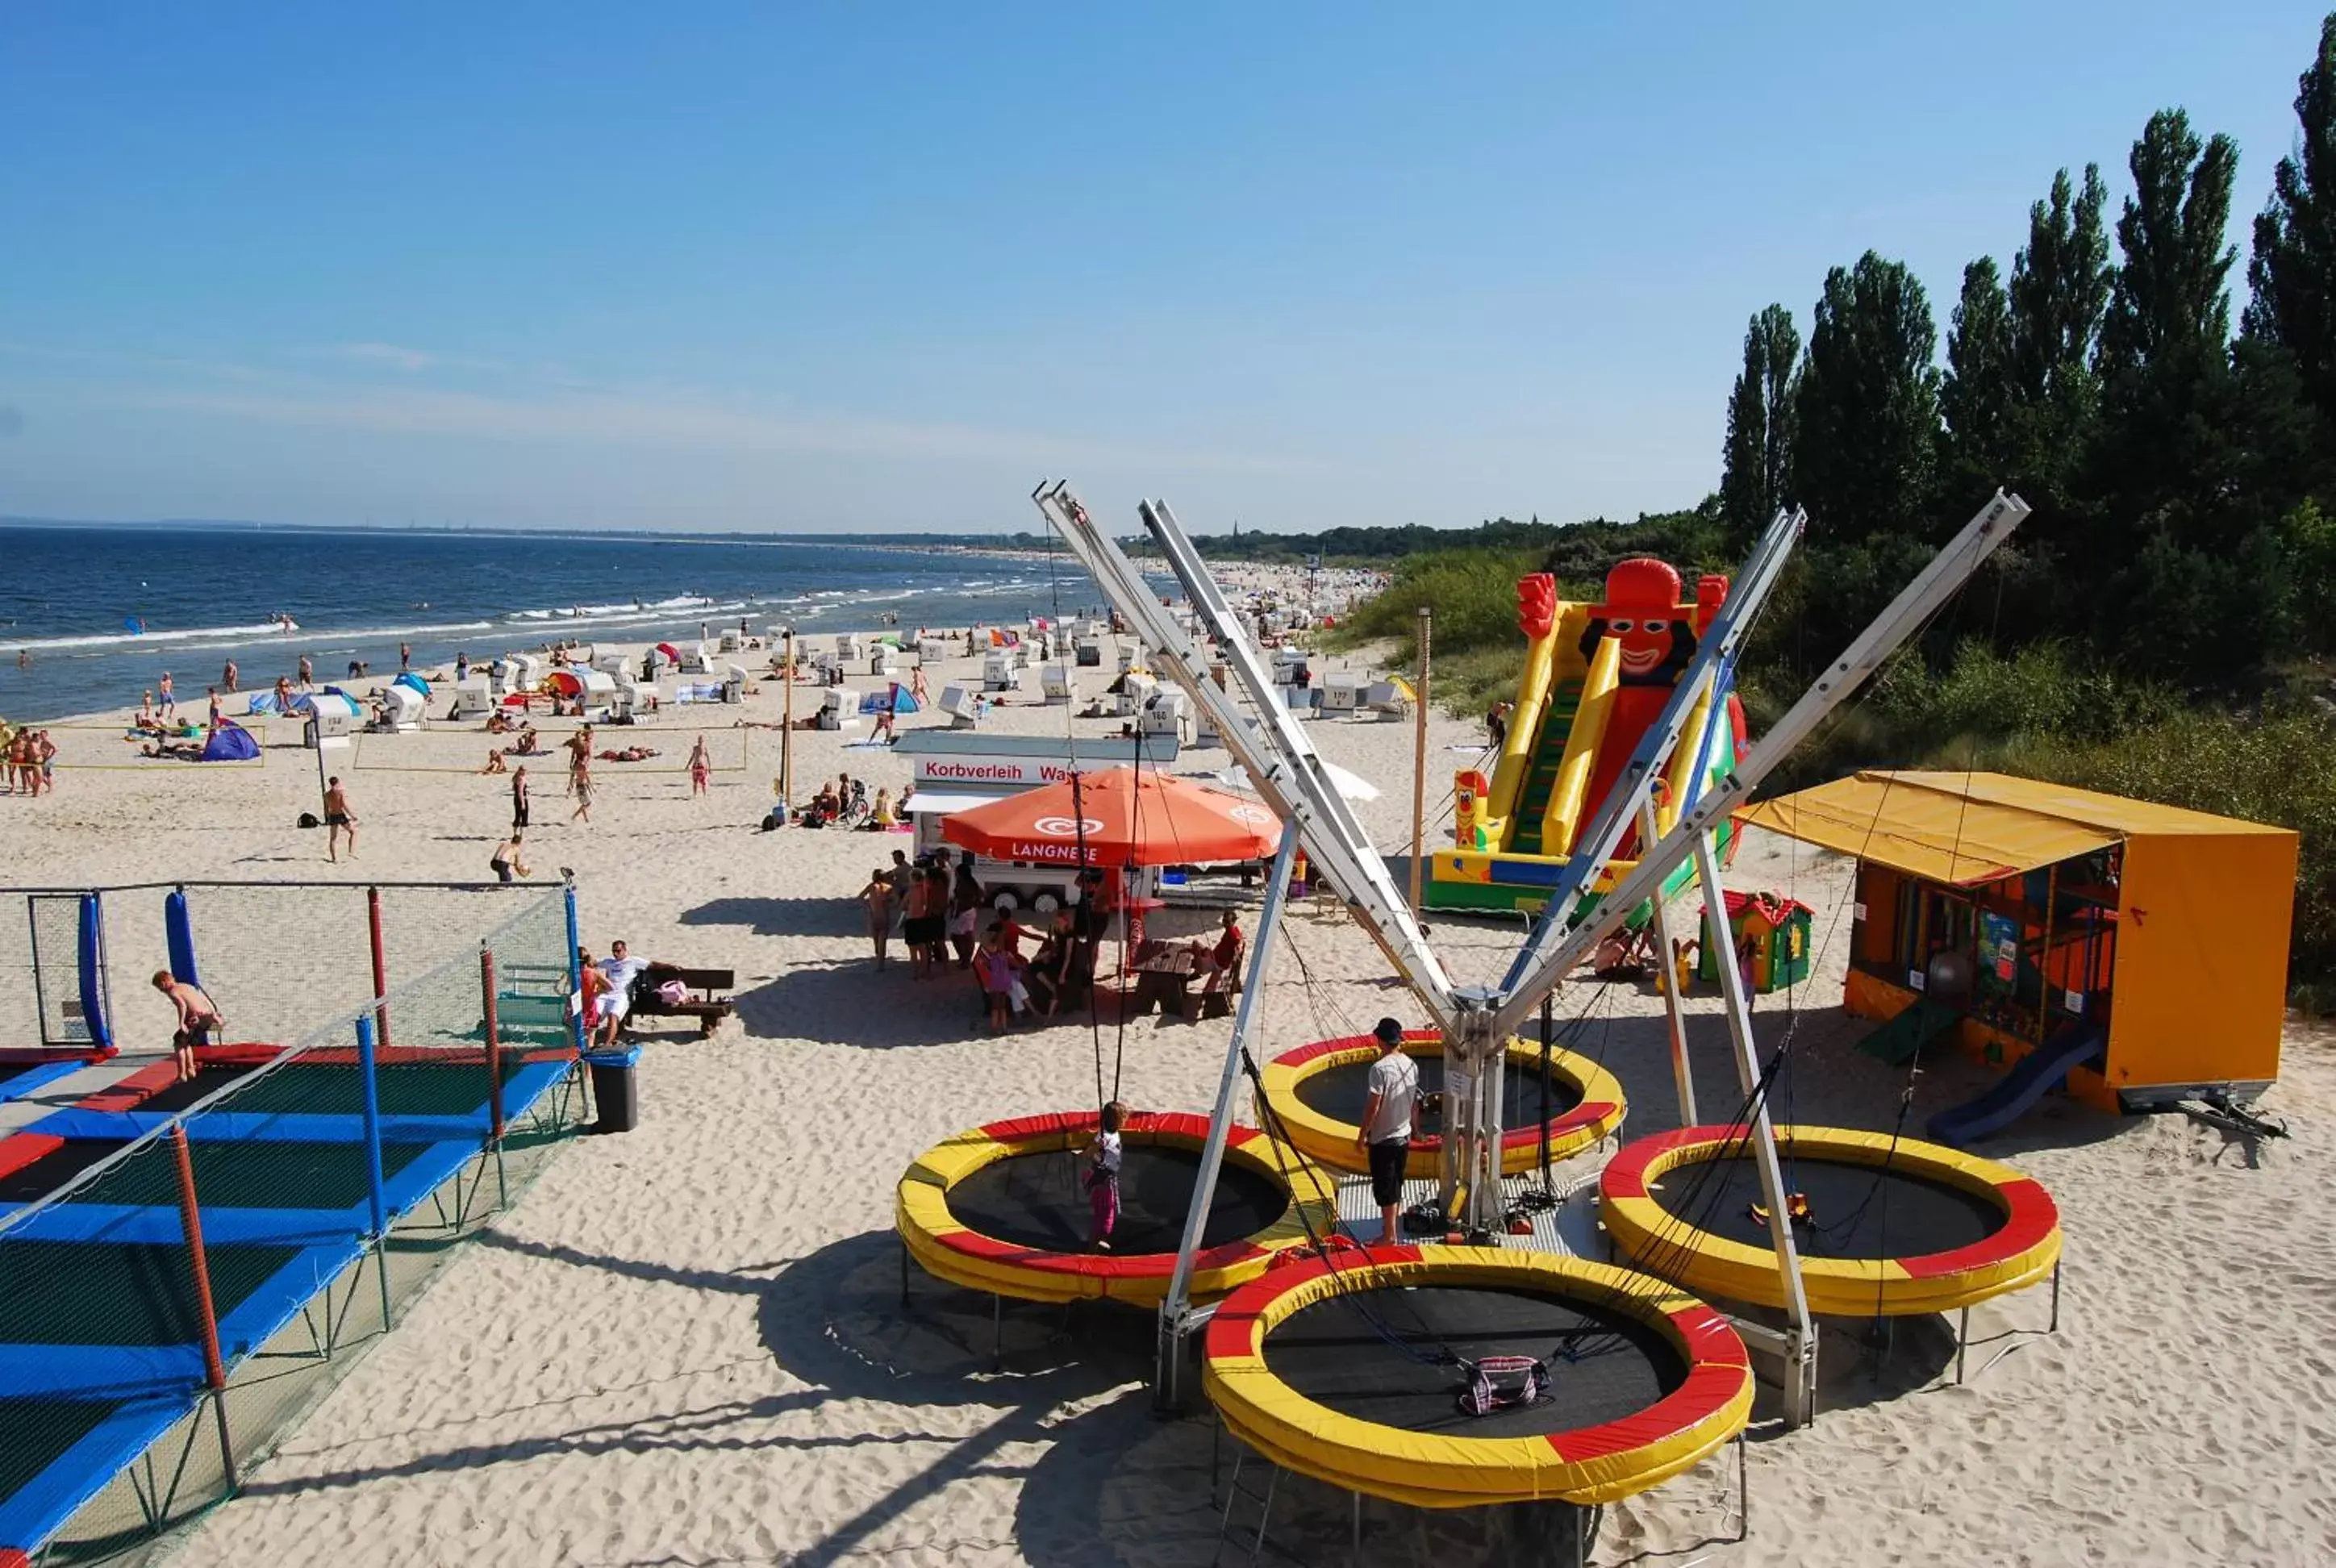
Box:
[875, 481, 2071, 1559]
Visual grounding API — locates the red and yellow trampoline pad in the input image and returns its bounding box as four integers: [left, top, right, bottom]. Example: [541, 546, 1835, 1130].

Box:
[1201, 1245, 1752, 1508]
[895, 1109, 1337, 1307]
[1600, 1124, 2063, 1317]
[1258, 1028, 1625, 1180]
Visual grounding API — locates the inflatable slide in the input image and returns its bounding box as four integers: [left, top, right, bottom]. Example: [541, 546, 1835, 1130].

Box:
[1425, 561, 1748, 915]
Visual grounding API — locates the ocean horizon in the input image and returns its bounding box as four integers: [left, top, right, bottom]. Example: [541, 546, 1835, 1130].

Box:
[0, 521, 1120, 724]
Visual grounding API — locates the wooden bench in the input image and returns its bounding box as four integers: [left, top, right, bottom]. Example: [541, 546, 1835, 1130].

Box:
[625, 965, 736, 1038]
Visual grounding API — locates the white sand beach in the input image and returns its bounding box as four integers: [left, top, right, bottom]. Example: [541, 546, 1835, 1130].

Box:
[2, 619, 2331, 1568]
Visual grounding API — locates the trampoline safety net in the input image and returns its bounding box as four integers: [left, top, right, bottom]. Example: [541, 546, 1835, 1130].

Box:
[25, 893, 102, 1050]
[0, 886, 584, 1563]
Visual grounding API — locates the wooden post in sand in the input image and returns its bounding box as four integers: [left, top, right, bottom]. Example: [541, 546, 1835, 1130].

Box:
[779, 628, 795, 817]
[1408, 606, 1431, 911]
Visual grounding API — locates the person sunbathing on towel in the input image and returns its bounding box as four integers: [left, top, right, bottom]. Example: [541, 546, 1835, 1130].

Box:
[153, 969, 223, 1081]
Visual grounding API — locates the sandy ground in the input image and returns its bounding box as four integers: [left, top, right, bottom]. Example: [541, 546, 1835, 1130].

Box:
[2, 621, 2331, 1567]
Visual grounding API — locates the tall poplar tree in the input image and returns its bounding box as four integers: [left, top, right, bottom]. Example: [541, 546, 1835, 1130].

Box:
[2245, 12, 2336, 423]
[1793, 252, 1940, 541]
[1719, 304, 1800, 546]
[1941, 258, 2017, 493]
[2092, 109, 2240, 529]
[2005, 165, 2113, 507]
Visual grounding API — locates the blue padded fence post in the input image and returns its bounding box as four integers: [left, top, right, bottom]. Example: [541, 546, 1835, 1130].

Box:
[562, 879, 587, 1057]
[78, 891, 114, 1052]
[354, 1013, 394, 1334]
[165, 887, 201, 991]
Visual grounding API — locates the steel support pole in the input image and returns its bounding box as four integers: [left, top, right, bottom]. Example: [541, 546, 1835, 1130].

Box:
[1408, 607, 1430, 912]
[1638, 799, 1698, 1126]
[780, 628, 795, 815]
[1440, 990, 1504, 1236]
[1691, 829, 1816, 1427]
[1158, 823, 1304, 1408]
[354, 1014, 394, 1331]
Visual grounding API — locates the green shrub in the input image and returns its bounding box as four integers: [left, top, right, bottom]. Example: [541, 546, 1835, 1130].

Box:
[1329, 548, 1537, 666]
[2004, 705, 2336, 1001]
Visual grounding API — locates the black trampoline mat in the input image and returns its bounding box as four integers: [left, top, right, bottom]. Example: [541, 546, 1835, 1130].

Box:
[1649, 1148, 2003, 1261]
[1268, 1284, 1687, 1440]
[945, 1144, 1288, 1257]
[1291, 1053, 1583, 1136]
[0, 1398, 118, 1500]
[0, 1240, 303, 1345]
[131, 1060, 531, 1118]
[0, 1138, 436, 1207]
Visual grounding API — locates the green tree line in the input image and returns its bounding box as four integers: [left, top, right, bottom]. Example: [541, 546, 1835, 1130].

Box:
[1329, 15, 2336, 995]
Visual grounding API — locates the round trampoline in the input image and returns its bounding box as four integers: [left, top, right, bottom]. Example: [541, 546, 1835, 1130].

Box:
[1203, 1245, 1751, 1508]
[1259, 1029, 1625, 1179]
[1599, 1124, 2062, 1317]
[895, 1110, 1337, 1305]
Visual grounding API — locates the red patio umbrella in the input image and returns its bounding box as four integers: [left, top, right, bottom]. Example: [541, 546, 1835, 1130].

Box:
[940, 765, 1278, 868]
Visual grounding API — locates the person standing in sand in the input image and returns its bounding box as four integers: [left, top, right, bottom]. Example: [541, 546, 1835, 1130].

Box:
[511, 765, 531, 829]
[859, 866, 897, 968]
[222, 658, 239, 693]
[152, 969, 223, 1082]
[399, 642, 412, 673]
[1355, 1016, 1420, 1245]
[565, 724, 593, 795]
[569, 757, 594, 824]
[158, 670, 176, 718]
[323, 776, 357, 861]
[686, 736, 711, 796]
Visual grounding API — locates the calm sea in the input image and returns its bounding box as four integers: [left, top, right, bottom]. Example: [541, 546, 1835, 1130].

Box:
[0, 523, 1119, 723]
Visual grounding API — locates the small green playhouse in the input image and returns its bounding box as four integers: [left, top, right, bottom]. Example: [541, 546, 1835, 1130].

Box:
[1695, 890, 1814, 995]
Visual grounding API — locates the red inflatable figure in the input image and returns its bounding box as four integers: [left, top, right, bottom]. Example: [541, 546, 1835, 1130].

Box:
[1578, 558, 1695, 686]
[1516, 573, 1558, 640]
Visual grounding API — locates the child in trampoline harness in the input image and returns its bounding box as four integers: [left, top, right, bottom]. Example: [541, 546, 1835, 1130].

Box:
[153, 970, 223, 1082]
[1086, 1100, 1126, 1251]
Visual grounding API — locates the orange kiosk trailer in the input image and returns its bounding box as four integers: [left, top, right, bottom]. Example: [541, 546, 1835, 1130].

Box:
[1737, 770, 2296, 1117]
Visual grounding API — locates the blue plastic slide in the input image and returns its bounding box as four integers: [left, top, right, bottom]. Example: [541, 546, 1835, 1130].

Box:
[1925, 1022, 2104, 1145]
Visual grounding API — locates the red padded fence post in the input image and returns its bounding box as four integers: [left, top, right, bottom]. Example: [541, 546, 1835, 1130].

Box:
[170, 1123, 239, 1490]
[367, 886, 390, 1052]
[480, 945, 504, 1143]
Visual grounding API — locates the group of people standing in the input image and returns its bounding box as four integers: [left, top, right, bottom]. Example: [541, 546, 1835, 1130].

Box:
[2, 723, 57, 795]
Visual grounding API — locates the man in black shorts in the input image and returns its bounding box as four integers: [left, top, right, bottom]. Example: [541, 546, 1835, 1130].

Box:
[1354, 1015, 1420, 1245]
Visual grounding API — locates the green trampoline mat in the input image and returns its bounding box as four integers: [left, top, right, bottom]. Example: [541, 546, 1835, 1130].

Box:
[0, 1241, 304, 1346]
[1, 1139, 436, 1209]
[0, 1398, 118, 1503]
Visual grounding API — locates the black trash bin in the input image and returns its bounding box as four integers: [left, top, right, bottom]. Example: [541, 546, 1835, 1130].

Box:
[586, 1045, 641, 1133]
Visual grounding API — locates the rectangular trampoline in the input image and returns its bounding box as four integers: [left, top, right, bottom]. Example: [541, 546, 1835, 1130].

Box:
[0, 1054, 581, 1559]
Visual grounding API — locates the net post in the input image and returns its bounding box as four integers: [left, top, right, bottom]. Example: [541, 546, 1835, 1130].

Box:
[354, 1014, 394, 1333]
[169, 1122, 238, 1491]
[563, 878, 588, 1058]
[481, 944, 505, 1144]
[366, 886, 391, 1050]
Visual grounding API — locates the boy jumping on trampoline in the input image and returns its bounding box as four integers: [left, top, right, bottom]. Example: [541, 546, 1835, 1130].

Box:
[1355, 1016, 1419, 1246]
[1086, 1100, 1126, 1251]
[153, 970, 223, 1082]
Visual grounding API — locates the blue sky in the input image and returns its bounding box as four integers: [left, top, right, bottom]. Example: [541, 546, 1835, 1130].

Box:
[1, 2, 2326, 534]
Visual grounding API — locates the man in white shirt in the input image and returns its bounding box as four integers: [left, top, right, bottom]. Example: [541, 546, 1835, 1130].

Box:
[1354, 1016, 1420, 1245]
[593, 940, 654, 1049]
